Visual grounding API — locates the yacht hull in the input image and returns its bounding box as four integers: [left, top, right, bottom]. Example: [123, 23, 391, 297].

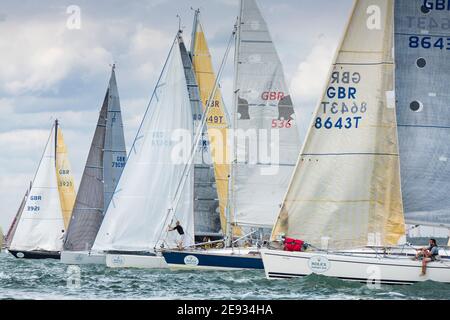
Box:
[261, 249, 450, 285]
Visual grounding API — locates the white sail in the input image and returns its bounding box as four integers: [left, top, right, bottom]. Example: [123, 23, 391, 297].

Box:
[232, 0, 302, 228]
[92, 38, 194, 252]
[272, 0, 405, 249]
[9, 125, 65, 252]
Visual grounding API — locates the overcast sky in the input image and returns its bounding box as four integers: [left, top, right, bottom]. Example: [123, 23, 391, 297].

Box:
[0, 0, 354, 231]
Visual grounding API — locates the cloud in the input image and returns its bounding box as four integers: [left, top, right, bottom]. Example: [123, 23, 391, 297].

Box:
[0, 0, 352, 231]
[0, 19, 113, 95]
[290, 39, 335, 106]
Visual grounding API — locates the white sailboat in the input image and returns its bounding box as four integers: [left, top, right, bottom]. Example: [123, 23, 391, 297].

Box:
[7, 120, 76, 259]
[60, 65, 127, 265]
[162, 0, 302, 270]
[90, 32, 196, 268]
[261, 0, 450, 285]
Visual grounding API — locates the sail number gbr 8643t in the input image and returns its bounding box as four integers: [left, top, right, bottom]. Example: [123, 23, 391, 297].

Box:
[315, 71, 366, 130]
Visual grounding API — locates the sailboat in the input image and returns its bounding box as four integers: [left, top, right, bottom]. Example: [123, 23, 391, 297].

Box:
[7, 120, 76, 259]
[91, 31, 196, 269]
[60, 65, 127, 265]
[261, 0, 450, 284]
[161, 0, 302, 270]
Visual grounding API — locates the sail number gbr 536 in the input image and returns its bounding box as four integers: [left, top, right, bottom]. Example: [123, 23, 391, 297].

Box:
[315, 71, 366, 130]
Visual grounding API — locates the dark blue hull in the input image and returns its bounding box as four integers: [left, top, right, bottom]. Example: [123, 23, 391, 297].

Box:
[8, 250, 60, 259]
[161, 250, 264, 270]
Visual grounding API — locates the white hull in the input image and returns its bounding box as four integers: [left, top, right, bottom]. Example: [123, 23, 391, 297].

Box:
[105, 253, 169, 269]
[261, 249, 450, 285]
[60, 251, 106, 265]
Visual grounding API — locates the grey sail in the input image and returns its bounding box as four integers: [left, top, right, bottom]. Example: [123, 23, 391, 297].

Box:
[232, 0, 302, 228]
[5, 187, 30, 248]
[64, 67, 127, 251]
[103, 67, 127, 208]
[63, 89, 108, 251]
[179, 32, 221, 236]
[395, 0, 450, 227]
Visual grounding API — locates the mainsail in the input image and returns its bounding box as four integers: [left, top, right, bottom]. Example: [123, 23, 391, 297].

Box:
[272, 0, 405, 249]
[9, 124, 66, 252]
[55, 121, 76, 229]
[191, 12, 232, 233]
[232, 0, 302, 228]
[92, 37, 194, 252]
[64, 67, 126, 252]
[395, 0, 450, 227]
[179, 31, 221, 236]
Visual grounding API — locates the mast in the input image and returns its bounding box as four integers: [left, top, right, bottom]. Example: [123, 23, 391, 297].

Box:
[157, 26, 237, 248]
[227, 1, 243, 248]
[54, 119, 58, 166]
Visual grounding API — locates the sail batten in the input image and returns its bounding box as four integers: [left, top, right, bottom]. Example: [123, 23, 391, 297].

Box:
[271, 0, 405, 249]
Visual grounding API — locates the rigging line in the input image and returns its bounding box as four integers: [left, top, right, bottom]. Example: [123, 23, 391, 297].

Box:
[125, 36, 177, 163]
[101, 36, 178, 220]
[156, 24, 238, 250]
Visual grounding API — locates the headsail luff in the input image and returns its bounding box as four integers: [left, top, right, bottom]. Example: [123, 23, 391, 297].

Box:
[63, 86, 109, 251]
[92, 37, 195, 252]
[191, 12, 234, 234]
[55, 122, 76, 229]
[395, 0, 450, 228]
[232, 0, 302, 228]
[179, 31, 222, 236]
[9, 124, 66, 252]
[272, 0, 405, 249]
[5, 187, 30, 248]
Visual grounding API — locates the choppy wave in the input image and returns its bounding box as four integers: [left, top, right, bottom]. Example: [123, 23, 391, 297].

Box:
[0, 252, 448, 300]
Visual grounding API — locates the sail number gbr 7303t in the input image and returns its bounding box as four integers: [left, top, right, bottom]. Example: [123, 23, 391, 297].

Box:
[315, 71, 366, 130]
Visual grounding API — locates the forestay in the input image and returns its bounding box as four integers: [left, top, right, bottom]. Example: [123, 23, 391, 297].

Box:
[92, 39, 194, 252]
[395, 0, 450, 227]
[272, 0, 405, 249]
[232, 0, 301, 228]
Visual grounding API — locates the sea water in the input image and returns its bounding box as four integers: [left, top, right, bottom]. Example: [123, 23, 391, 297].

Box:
[0, 251, 449, 300]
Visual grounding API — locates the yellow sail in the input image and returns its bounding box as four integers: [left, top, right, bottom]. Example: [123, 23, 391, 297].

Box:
[191, 16, 241, 236]
[55, 123, 76, 229]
